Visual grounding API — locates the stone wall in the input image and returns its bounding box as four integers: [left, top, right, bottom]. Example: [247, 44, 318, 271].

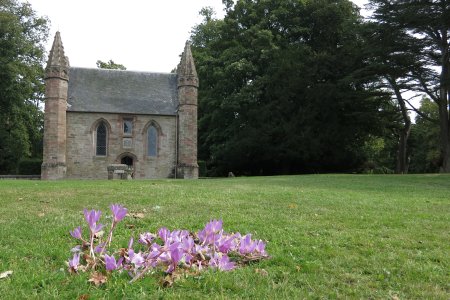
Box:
[66, 112, 177, 179]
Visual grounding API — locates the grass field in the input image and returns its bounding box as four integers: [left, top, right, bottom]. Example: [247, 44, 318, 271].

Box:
[0, 174, 448, 299]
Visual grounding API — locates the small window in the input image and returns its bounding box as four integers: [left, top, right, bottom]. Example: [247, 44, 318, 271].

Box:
[147, 126, 158, 157]
[123, 119, 132, 135]
[96, 122, 107, 156]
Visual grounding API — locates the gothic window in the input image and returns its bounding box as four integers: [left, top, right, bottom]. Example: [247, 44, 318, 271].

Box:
[147, 125, 158, 157]
[96, 122, 107, 156]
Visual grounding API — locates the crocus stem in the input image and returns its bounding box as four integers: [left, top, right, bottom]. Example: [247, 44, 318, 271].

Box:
[107, 222, 115, 247]
[129, 265, 152, 283]
[89, 231, 96, 259]
[98, 221, 116, 259]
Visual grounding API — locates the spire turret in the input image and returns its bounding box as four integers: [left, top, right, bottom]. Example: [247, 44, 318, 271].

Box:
[176, 41, 199, 179]
[45, 31, 69, 80]
[177, 41, 198, 88]
[41, 31, 69, 180]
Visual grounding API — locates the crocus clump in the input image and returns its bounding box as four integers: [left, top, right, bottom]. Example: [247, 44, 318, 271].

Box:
[68, 204, 269, 284]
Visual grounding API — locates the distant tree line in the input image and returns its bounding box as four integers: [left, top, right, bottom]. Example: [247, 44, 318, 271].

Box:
[0, 0, 447, 176]
[190, 0, 448, 176]
[96, 59, 127, 70]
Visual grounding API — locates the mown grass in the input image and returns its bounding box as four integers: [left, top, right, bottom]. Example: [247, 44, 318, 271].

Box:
[0, 174, 448, 299]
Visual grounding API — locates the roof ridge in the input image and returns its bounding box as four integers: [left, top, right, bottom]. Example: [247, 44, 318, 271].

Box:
[69, 66, 176, 76]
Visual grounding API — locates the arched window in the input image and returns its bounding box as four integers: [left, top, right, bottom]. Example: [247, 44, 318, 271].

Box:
[96, 122, 107, 156]
[147, 125, 158, 157]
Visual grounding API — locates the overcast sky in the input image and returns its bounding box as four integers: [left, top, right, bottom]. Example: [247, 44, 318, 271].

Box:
[29, 0, 368, 73]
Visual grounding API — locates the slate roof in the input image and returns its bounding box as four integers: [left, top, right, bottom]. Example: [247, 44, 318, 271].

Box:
[67, 67, 178, 115]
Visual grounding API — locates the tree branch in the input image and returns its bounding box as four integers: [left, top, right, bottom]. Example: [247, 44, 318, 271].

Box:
[404, 98, 439, 124]
[411, 72, 439, 103]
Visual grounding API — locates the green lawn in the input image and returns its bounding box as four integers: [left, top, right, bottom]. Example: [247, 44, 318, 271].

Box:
[0, 175, 448, 299]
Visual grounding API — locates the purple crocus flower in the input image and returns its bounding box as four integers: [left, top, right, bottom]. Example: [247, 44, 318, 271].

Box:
[131, 252, 145, 268]
[171, 247, 183, 264]
[218, 254, 235, 271]
[95, 243, 106, 253]
[166, 246, 183, 273]
[209, 253, 235, 271]
[205, 219, 223, 234]
[182, 236, 195, 254]
[255, 240, 267, 256]
[194, 244, 208, 255]
[198, 229, 217, 245]
[68, 253, 80, 272]
[217, 234, 236, 253]
[198, 220, 224, 246]
[104, 254, 118, 271]
[170, 230, 181, 240]
[139, 232, 156, 246]
[197, 229, 207, 243]
[209, 253, 219, 267]
[168, 241, 181, 253]
[83, 209, 104, 233]
[158, 227, 170, 243]
[239, 234, 257, 254]
[110, 204, 127, 223]
[69, 226, 82, 240]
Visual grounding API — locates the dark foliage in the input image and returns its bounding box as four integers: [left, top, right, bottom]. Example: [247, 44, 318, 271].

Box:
[18, 157, 42, 175]
[0, 0, 48, 174]
[191, 0, 392, 176]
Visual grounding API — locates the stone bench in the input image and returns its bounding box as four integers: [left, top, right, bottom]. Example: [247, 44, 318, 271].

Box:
[107, 164, 133, 180]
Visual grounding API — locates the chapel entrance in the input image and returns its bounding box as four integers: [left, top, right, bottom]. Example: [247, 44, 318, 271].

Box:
[121, 156, 133, 167]
[120, 155, 134, 179]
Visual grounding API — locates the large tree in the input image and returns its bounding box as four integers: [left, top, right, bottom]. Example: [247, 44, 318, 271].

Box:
[368, 0, 450, 172]
[0, 0, 49, 173]
[360, 21, 426, 173]
[191, 0, 391, 176]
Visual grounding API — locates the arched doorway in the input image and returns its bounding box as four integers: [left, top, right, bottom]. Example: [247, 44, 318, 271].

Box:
[117, 152, 137, 179]
[121, 156, 133, 167]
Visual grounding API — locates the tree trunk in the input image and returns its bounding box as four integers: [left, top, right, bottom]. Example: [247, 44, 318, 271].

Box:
[438, 87, 450, 172]
[396, 124, 411, 174]
[388, 77, 411, 174]
[438, 29, 450, 173]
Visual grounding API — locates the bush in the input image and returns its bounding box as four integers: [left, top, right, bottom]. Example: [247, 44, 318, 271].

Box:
[198, 160, 207, 177]
[18, 158, 42, 175]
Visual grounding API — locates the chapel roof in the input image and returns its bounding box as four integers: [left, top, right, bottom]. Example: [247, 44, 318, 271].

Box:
[67, 67, 178, 115]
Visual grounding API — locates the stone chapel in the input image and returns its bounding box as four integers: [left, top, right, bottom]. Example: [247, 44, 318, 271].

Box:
[41, 32, 199, 179]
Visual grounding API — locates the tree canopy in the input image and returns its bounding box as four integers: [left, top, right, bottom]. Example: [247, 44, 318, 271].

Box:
[368, 0, 450, 172]
[0, 0, 49, 174]
[191, 0, 393, 176]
